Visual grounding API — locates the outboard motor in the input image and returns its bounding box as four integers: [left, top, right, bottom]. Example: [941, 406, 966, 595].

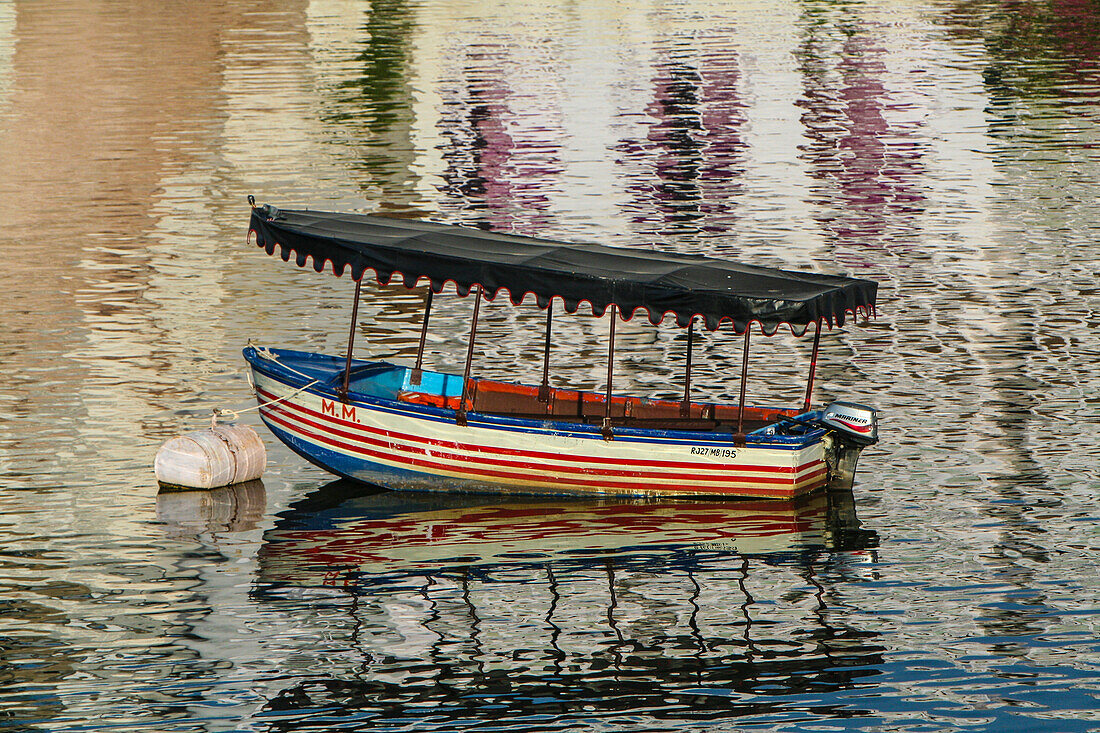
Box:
[821, 401, 878, 447]
[820, 401, 878, 490]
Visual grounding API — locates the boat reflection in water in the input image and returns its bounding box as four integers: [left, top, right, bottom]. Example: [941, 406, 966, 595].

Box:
[252, 481, 882, 727]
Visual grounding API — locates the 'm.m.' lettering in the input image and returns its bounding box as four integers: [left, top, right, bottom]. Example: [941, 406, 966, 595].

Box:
[321, 399, 356, 422]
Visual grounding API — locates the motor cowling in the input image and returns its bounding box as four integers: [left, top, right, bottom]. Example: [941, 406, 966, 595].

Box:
[821, 401, 878, 447]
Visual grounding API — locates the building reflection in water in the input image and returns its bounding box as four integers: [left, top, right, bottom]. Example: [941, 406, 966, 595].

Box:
[247, 482, 881, 726]
[616, 32, 747, 240]
[794, 3, 927, 249]
[436, 43, 565, 236]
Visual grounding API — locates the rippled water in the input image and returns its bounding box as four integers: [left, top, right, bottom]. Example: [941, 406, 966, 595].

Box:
[1, 1, 1098, 730]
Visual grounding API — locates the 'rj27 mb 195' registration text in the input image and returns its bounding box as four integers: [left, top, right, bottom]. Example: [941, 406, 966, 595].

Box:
[690, 447, 738, 459]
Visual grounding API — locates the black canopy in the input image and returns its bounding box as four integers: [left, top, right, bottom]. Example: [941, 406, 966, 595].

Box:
[248, 204, 877, 335]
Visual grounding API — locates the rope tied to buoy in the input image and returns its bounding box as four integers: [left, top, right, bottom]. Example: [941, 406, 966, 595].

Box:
[159, 341, 316, 490]
[210, 341, 320, 427]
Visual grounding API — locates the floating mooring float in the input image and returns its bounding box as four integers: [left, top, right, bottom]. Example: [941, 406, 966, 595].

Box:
[154, 423, 266, 490]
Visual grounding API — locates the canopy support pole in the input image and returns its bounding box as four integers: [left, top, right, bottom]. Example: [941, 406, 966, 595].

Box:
[803, 324, 821, 413]
[538, 306, 553, 403]
[735, 327, 750, 443]
[457, 285, 483, 427]
[680, 317, 694, 418]
[602, 305, 617, 440]
[338, 278, 363, 401]
[411, 288, 433, 386]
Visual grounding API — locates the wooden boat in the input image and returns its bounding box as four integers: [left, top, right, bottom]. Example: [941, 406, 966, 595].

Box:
[243, 201, 880, 500]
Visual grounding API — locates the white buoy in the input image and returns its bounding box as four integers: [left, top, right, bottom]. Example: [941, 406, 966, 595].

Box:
[155, 424, 266, 490]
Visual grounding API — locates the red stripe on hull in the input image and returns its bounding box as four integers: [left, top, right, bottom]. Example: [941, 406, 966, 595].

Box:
[268, 407, 825, 497]
[264, 402, 820, 487]
[256, 385, 823, 479]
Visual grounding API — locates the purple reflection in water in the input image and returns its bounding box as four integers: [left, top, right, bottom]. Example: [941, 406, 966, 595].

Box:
[438, 47, 562, 235]
[616, 36, 747, 237]
[796, 16, 927, 248]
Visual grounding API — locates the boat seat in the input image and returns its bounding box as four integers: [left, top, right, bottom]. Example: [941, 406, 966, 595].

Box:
[397, 390, 453, 409]
[396, 376, 799, 432]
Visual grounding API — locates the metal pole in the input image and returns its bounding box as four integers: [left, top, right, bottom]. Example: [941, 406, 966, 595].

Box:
[736, 326, 750, 437]
[339, 277, 363, 400]
[603, 304, 617, 439]
[681, 316, 694, 418]
[457, 285, 483, 426]
[412, 288, 433, 386]
[803, 323, 821, 413]
[538, 305, 553, 403]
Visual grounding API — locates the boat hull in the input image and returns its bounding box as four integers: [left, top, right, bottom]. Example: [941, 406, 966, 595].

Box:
[247, 348, 844, 500]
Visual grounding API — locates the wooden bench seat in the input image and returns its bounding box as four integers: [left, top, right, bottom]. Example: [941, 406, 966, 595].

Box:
[397, 377, 797, 432]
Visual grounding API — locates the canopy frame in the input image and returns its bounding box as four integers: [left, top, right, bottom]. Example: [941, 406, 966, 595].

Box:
[334, 280, 839, 432]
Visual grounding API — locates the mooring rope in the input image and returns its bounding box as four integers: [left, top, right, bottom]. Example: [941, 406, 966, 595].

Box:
[210, 342, 320, 427]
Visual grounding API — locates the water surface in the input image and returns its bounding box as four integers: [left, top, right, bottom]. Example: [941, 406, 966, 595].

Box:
[1, 1, 1098, 730]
